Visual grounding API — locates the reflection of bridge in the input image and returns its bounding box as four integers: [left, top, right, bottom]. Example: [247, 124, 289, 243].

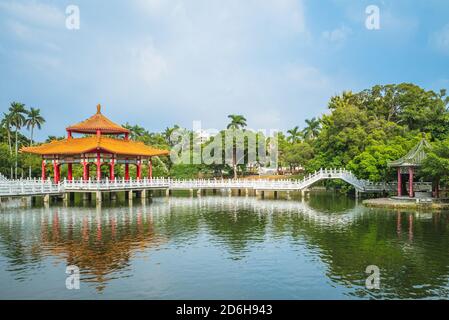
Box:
[0, 168, 432, 202]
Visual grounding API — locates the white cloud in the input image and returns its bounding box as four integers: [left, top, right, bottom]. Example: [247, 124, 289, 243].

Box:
[129, 40, 168, 84]
[322, 26, 352, 46]
[0, 0, 344, 134]
[0, 0, 65, 28]
[430, 24, 449, 55]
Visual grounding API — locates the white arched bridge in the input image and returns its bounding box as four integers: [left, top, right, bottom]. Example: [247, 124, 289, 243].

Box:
[0, 168, 432, 199]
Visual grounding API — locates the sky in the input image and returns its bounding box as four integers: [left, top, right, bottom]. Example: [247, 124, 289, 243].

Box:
[1, 0, 449, 141]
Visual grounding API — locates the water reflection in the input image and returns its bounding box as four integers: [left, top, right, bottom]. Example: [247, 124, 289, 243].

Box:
[0, 195, 449, 299]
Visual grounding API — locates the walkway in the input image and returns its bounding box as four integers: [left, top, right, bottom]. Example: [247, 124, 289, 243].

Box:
[0, 168, 432, 198]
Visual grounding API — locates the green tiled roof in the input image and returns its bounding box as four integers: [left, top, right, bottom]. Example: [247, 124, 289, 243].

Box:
[387, 138, 431, 168]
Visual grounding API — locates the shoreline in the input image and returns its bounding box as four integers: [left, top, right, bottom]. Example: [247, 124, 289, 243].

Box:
[363, 197, 449, 210]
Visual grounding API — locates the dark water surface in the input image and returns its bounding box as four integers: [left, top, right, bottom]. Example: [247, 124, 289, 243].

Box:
[1, 193, 449, 299]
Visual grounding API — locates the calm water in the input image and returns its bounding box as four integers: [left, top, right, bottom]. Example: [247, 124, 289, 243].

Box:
[1, 193, 449, 300]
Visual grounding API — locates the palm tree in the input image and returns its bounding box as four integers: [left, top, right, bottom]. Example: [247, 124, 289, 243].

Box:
[9, 102, 28, 178]
[164, 124, 180, 146]
[25, 108, 45, 146]
[226, 114, 247, 179]
[1, 112, 13, 154]
[123, 123, 147, 140]
[287, 126, 302, 143]
[302, 117, 321, 140]
[226, 114, 247, 130]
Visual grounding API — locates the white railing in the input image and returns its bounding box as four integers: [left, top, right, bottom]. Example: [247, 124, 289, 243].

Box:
[0, 178, 62, 196]
[0, 168, 433, 197]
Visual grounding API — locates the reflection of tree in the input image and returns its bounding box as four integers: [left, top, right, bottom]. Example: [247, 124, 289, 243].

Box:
[202, 208, 268, 259]
[166, 198, 268, 258]
[1, 196, 449, 298]
[270, 209, 449, 299]
[306, 192, 356, 213]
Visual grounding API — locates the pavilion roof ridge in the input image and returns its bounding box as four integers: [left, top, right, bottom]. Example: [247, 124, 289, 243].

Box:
[387, 137, 431, 168]
[66, 104, 130, 135]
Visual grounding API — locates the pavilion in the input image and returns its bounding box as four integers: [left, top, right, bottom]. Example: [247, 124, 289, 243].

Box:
[387, 137, 431, 198]
[21, 104, 169, 183]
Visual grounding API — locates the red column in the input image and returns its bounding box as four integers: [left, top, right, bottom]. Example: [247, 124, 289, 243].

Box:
[83, 161, 88, 181]
[397, 168, 402, 197]
[137, 160, 142, 180]
[41, 160, 46, 180]
[409, 167, 414, 198]
[125, 163, 130, 180]
[53, 161, 57, 183]
[96, 152, 101, 181]
[148, 158, 153, 179]
[68, 163, 73, 181]
[110, 159, 115, 181]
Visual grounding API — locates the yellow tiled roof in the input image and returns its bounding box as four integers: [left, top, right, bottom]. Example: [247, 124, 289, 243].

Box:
[66, 104, 130, 134]
[21, 136, 169, 157]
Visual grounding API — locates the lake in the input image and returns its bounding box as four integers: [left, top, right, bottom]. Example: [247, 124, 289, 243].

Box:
[1, 193, 449, 299]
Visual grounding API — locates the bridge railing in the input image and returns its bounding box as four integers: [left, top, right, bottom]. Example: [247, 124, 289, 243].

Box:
[0, 178, 61, 196]
[0, 169, 434, 196]
[63, 177, 170, 190]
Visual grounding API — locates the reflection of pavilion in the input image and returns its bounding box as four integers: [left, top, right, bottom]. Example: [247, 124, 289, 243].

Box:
[0, 205, 167, 292]
[1, 197, 449, 299]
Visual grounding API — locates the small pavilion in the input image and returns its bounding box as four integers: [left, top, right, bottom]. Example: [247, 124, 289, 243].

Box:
[387, 137, 431, 197]
[21, 104, 169, 183]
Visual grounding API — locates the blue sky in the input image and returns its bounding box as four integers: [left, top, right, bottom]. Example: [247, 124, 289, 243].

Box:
[1, 0, 449, 141]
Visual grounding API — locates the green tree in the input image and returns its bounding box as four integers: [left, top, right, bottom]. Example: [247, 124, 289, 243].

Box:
[163, 124, 180, 146]
[302, 117, 321, 140]
[226, 115, 247, 178]
[25, 108, 45, 146]
[284, 142, 314, 173]
[421, 139, 449, 197]
[1, 112, 13, 154]
[9, 102, 28, 178]
[286, 126, 302, 144]
[226, 115, 247, 130]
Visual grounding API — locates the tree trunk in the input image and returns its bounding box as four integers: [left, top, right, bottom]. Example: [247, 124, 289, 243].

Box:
[233, 147, 237, 179]
[15, 129, 18, 179]
[435, 179, 440, 198]
[7, 130, 12, 154]
[30, 126, 34, 146]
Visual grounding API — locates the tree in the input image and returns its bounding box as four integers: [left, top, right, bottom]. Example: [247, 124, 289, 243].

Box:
[302, 117, 321, 140]
[163, 124, 180, 146]
[123, 123, 147, 140]
[226, 115, 247, 179]
[25, 108, 45, 146]
[286, 126, 302, 144]
[226, 115, 247, 130]
[1, 112, 13, 154]
[284, 142, 314, 173]
[421, 139, 449, 197]
[9, 102, 27, 178]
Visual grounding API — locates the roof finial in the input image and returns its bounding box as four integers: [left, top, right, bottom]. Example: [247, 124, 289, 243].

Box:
[96, 104, 101, 114]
